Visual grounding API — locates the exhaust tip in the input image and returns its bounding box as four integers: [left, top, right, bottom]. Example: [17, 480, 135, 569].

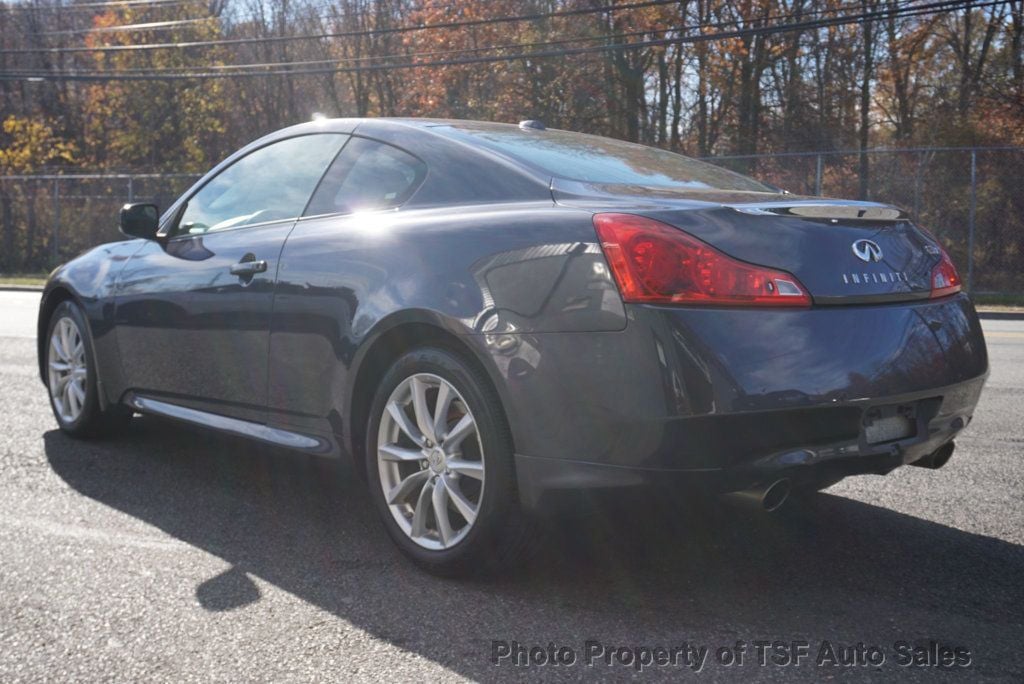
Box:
[761, 479, 791, 512]
[911, 442, 955, 469]
[722, 478, 791, 512]
[931, 442, 955, 469]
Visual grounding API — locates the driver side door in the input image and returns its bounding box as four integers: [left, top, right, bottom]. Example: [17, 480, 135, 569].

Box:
[115, 133, 349, 423]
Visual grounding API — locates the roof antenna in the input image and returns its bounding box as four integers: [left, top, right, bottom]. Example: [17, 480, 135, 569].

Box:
[518, 119, 546, 131]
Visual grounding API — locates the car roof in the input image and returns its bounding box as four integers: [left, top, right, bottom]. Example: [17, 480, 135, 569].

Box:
[267, 116, 527, 137]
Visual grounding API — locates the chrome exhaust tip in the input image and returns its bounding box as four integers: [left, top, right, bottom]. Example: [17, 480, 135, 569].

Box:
[910, 442, 955, 470]
[723, 478, 792, 512]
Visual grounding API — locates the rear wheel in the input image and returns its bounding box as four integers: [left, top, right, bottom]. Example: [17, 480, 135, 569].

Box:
[365, 347, 536, 576]
[45, 300, 131, 437]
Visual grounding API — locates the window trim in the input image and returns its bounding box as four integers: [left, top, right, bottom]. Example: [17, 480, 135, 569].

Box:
[298, 134, 428, 222]
[159, 132, 351, 241]
[164, 216, 300, 242]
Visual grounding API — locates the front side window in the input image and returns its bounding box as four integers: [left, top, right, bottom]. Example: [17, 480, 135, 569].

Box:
[174, 134, 348, 236]
[304, 137, 426, 217]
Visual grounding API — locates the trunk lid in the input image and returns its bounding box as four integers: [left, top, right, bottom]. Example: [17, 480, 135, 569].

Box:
[554, 180, 941, 304]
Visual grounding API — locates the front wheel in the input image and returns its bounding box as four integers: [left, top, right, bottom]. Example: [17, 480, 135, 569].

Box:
[45, 300, 131, 437]
[365, 347, 536, 576]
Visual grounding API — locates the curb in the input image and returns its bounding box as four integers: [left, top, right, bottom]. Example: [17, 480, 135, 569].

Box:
[977, 310, 1024, 321]
[0, 285, 44, 292]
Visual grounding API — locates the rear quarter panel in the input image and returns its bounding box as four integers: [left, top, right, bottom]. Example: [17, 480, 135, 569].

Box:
[267, 202, 625, 444]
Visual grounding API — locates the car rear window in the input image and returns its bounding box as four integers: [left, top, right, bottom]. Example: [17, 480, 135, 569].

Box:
[438, 124, 772, 192]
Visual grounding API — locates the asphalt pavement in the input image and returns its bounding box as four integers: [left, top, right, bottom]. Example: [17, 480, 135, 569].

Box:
[1, 290, 1022, 682]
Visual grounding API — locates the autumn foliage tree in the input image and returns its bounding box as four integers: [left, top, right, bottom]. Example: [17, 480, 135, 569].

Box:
[0, 0, 1021, 284]
[80, 3, 230, 172]
[0, 116, 76, 270]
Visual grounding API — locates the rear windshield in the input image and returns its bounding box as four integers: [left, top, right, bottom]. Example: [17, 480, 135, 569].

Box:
[438, 124, 772, 192]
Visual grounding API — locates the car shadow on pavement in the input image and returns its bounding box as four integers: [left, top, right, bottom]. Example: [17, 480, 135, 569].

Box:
[44, 417, 1024, 681]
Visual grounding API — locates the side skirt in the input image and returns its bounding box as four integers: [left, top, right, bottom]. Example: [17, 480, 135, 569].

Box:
[125, 392, 332, 454]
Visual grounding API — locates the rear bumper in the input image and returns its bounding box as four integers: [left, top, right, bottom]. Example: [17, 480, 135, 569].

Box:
[514, 373, 983, 509]
[468, 293, 989, 509]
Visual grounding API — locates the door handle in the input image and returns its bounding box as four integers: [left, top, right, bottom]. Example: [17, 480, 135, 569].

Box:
[230, 259, 268, 276]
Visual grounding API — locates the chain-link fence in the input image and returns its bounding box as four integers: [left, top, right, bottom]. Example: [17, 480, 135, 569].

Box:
[0, 173, 200, 274]
[2, 146, 1023, 295]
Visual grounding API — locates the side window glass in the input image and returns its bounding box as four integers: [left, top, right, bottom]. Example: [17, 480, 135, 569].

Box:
[304, 137, 426, 217]
[174, 134, 348, 236]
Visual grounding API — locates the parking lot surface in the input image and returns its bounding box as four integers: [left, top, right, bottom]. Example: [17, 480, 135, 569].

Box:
[1, 291, 1022, 681]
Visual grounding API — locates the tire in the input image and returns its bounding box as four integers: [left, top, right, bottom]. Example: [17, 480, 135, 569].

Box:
[365, 346, 537, 576]
[44, 300, 131, 438]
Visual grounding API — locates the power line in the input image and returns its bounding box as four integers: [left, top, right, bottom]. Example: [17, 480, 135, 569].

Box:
[4, 0, 872, 75]
[0, 0, 687, 55]
[15, 30, 645, 74]
[2, 0, 983, 80]
[0, 0, 996, 81]
[0, 3, 199, 24]
[33, 1, 417, 34]
[38, 17, 215, 36]
[1, 0, 191, 10]
[2, 0, 988, 82]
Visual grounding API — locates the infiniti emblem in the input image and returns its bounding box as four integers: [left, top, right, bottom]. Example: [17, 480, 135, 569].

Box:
[852, 239, 883, 263]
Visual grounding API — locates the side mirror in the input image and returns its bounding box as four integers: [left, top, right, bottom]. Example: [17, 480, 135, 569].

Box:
[119, 203, 160, 240]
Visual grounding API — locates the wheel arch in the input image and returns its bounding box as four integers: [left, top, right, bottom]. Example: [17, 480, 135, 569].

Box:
[37, 284, 118, 412]
[345, 312, 513, 481]
[37, 285, 79, 385]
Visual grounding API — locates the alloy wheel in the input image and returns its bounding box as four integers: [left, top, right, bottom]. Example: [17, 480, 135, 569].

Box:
[48, 316, 88, 424]
[377, 373, 485, 550]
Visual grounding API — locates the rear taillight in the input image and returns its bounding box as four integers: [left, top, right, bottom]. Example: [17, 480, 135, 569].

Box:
[930, 248, 962, 298]
[593, 213, 811, 307]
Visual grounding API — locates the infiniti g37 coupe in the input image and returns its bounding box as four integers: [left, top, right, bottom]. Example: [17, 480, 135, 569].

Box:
[38, 118, 988, 575]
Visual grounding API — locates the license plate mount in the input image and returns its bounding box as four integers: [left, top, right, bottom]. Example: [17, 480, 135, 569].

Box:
[863, 404, 918, 445]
